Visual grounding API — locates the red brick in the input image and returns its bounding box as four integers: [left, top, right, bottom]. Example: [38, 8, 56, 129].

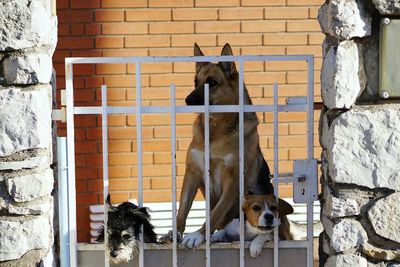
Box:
[86, 154, 104, 166]
[76, 180, 88, 193]
[264, 7, 309, 19]
[102, 22, 148, 35]
[287, 0, 324, 5]
[57, 37, 94, 49]
[76, 167, 98, 180]
[96, 64, 127, 75]
[196, 21, 240, 33]
[75, 115, 98, 127]
[95, 10, 124, 22]
[217, 33, 262, 46]
[58, 10, 94, 23]
[95, 37, 124, 48]
[241, 0, 285, 6]
[101, 0, 147, 8]
[196, 0, 239, 6]
[149, 22, 194, 34]
[71, 0, 100, 8]
[58, 24, 70, 36]
[76, 141, 98, 154]
[149, 0, 193, 7]
[77, 193, 99, 205]
[85, 24, 101, 35]
[109, 140, 132, 152]
[173, 8, 217, 21]
[219, 8, 263, 20]
[126, 9, 171, 21]
[125, 35, 170, 48]
[56, 0, 69, 9]
[73, 64, 95, 75]
[242, 21, 286, 33]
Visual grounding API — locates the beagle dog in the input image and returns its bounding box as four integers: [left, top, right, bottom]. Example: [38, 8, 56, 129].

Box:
[211, 192, 294, 257]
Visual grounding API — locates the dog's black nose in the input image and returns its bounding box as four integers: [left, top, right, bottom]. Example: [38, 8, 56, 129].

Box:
[264, 214, 274, 225]
[185, 94, 198, 105]
[110, 250, 118, 258]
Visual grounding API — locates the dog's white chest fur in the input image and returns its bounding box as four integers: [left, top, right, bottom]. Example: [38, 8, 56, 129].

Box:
[190, 149, 234, 194]
[222, 219, 272, 241]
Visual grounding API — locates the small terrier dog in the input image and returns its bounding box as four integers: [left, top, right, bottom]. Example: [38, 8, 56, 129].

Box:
[97, 196, 157, 264]
[211, 192, 294, 257]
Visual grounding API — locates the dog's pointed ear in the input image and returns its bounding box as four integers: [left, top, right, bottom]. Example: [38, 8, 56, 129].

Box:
[194, 43, 206, 73]
[278, 198, 294, 218]
[106, 194, 115, 211]
[219, 43, 237, 78]
[244, 191, 254, 200]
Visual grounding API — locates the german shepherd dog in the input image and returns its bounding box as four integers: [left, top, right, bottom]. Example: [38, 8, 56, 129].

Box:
[161, 43, 273, 248]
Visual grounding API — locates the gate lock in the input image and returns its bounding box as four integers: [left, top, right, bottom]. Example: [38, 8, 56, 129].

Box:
[293, 159, 318, 204]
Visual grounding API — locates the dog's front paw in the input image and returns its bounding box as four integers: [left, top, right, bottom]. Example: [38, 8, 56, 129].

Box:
[249, 238, 264, 258]
[159, 230, 182, 244]
[179, 230, 204, 248]
[210, 230, 227, 243]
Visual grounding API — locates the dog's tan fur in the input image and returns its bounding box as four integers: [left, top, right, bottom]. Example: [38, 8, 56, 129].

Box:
[242, 193, 294, 240]
[173, 43, 274, 246]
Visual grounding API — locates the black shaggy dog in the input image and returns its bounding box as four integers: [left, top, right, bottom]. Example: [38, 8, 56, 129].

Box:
[97, 196, 157, 264]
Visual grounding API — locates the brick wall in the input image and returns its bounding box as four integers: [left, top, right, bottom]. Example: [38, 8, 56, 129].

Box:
[55, 0, 324, 242]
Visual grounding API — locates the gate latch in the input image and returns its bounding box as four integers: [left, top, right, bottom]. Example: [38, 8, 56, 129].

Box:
[293, 159, 318, 203]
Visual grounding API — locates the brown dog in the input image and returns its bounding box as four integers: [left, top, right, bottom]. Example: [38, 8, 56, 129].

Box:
[161, 43, 273, 248]
[210, 193, 294, 257]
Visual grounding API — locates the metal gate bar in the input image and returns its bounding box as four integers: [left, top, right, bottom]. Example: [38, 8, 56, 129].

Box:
[101, 85, 110, 267]
[306, 57, 315, 267]
[170, 83, 178, 267]
[64, 54, 315, 267]
[238, 59, 245, 267]
[273, 82, 279, 267]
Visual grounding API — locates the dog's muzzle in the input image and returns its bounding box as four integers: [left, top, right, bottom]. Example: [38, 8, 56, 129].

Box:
[258, 213, 275, 231]
[110, 250, 118, 258]
[185, 93, 203, 106]
[264, 214, 274, 225]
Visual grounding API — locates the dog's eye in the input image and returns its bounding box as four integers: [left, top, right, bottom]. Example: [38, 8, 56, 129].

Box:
[252, 205, 262, 212]
[206, 78, 218, 88]
[270, 206, 277, 211]
[122, 234, 131, 240]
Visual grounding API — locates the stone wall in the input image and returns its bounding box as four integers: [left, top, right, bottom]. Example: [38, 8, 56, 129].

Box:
[0, 0, 57, 266]
[318, 0, 400, 266]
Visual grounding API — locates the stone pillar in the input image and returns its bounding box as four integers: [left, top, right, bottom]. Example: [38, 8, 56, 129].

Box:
[318, 0, 400, 266]
[0, 0, 57, 266]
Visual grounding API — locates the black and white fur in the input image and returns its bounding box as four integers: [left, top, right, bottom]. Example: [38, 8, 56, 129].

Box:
[97, 196, 157, 264]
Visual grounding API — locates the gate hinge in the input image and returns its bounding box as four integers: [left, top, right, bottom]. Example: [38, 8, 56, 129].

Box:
[52, 107, 66, 122]
[52, 90, 66, 122]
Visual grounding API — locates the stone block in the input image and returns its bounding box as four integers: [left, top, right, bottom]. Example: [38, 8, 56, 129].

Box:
[3, 53, 53, 85]
[5, 168, 54, 202]
[326, 105, 400, 190]
[318, 0, 371, 40]
[325, 218, 368, 252]
[0, 216, 51, 261]
[373, 0, 400, 15]
[321, 40, 365, 109]
[367, 192, 400, 244]
[325, 254, 368, 267]
[362, 242, 400, 261]
[0, 86, 51, 157]
[0, 156, 48, 171]
[0, 0, 57, 51]
[322, 185, 360, 218]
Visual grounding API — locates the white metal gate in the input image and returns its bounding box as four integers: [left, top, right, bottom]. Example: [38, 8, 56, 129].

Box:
[56, 54, 318, 267]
